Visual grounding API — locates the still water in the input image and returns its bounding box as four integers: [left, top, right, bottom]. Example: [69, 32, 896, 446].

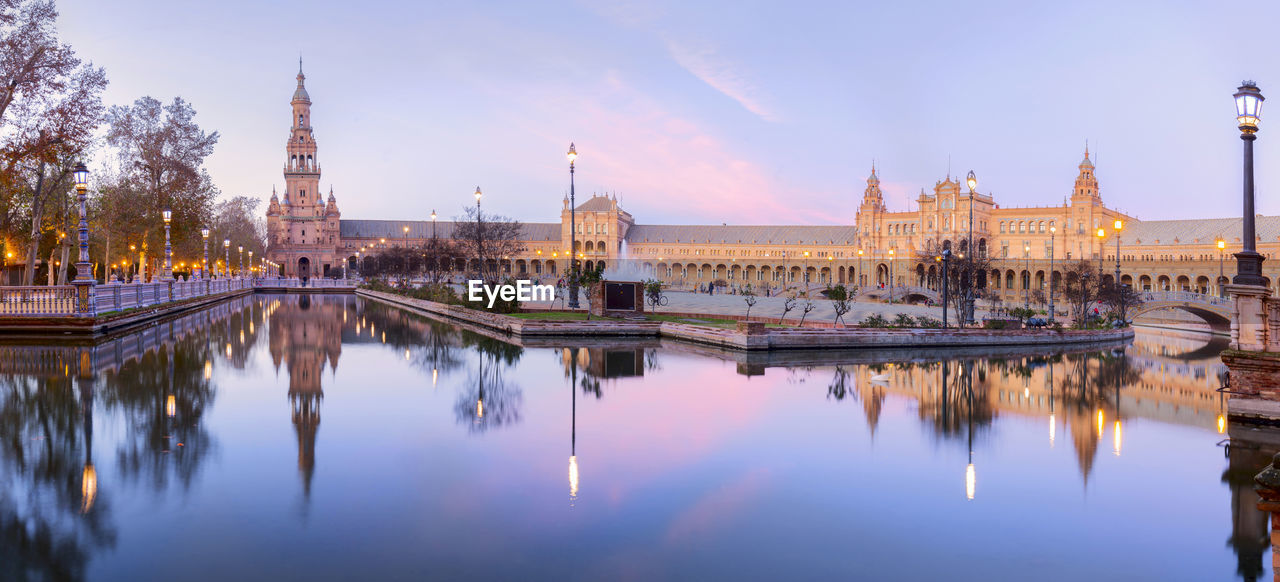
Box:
[0, 294, 1265, 581]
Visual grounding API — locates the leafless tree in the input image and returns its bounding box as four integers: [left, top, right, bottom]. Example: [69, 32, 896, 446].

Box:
[451, 206, 526, 284]
[798, 300, 816, 327]
[742, 288, 758, 319]
[778, 293, 797, 324]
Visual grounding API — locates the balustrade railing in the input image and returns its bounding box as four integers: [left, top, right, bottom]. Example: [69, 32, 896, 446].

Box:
[0, 276, 359, 318]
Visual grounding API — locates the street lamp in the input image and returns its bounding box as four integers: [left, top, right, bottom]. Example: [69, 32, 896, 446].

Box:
[201, 228, 210, 279]
[888, 248, 895, 304]
[223, 239, 230, 278]
[71, 162, 94, 309]
[1217, 238, 1227, 296]
[238, 245, 244, 277]
[474, 186, 484, 282]
[941, 249, 951, 328]
[1096, 227, 1106, 280]
[162, 207, 172, 279]
[1112, 219, 1123, 286]
[1049, 225, 1056, 322]
[1233, 81, 1266, 285]
[247, 250, 253, 279]
[857, 248, 864, 291]
[965, 170, 977, 326]
[1024, 243, 1031, 309]
[567, 143, 580, 309]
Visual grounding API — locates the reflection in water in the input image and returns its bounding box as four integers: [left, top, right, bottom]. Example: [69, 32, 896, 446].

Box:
[0, 296, 1267, 580]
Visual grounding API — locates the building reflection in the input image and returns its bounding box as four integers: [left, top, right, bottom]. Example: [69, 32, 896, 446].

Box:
[268, 294, 345, 499]
[1223, 426, 1280, 582]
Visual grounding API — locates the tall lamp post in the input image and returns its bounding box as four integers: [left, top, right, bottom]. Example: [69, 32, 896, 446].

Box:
[857, 248, 864, 292]
[1023, 243, 1031, 309]
[941, 249, 951, 328]
[888, 248, 895, 304]
[1096, 228, 1106, 280]
[1112, 219, 1123, 286]
[474, 186, 484, 282]
[201, 229, 210, 279]
[247, 251, 253, 279]
[1049, 225, 1057, 322]
[1217, 238, 1227, 296]
[566, 143, 580, 309]
[238, 246, 244, 277]
[965, 170, 977, 326]
[223, 239, 230, 278]
[71, 163, 94, 313]
[1233, 81, 1266, 286]
[162, 207, 172, 279]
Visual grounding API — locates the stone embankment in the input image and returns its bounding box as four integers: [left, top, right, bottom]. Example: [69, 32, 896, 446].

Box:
[357, 289, 1135, 352]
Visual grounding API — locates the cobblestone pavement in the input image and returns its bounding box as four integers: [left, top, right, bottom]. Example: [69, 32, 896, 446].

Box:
[524, 289, 992, 324]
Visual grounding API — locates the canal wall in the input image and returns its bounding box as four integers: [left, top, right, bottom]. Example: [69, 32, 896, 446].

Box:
[357, 289, 1135, 352]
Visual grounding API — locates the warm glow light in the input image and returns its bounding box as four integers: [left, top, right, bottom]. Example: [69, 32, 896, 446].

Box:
[965, 463, 975, 500]
[1113, 419, 1122, 456]
[569, 455, 579, 499]
[204, 359, 212, 380]
[476, 398, 484, 418]
[1218, 414, 1226, 434]
[432, 367, 438, 386]
[1235, 81, 1264, 131]
[1097, 228, 1105, 239]
[1096, 409, 1105, 437]
[405, 350, 410, 360]
[1023, 388, 1029, 399]
[1113, 219, 1123, 231]
[166, 394, 176, 418]
[966, 170, 977, 192]
[1217, 239, 1226, 250]
[225, 343, 232, 358]
[1049, 414, 1056, 445]
[474, 186, 482, 202]
[81, 463, 97, 513]
[567, 142, 577, 165]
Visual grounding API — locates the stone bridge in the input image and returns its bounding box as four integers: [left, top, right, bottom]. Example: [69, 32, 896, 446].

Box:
[1129, 291, 1233, 332]
[858, 285, 941, 303]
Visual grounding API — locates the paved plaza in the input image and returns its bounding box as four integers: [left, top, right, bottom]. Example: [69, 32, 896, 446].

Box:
[524, 289, 993, 324]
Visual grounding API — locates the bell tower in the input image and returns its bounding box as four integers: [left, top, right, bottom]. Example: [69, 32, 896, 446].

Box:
[285, 59, 321, 217]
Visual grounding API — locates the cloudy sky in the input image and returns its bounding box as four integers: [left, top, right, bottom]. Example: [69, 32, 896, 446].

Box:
[60, 0, 1278, 226]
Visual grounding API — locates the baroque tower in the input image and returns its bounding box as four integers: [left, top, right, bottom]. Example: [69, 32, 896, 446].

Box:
[265, 61, 342, 278]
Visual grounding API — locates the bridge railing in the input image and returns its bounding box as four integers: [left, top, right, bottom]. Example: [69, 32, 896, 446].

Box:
[0, 286, 78, 316]
[252, 277, 359, 288]
[1140, 290, 1231, 307]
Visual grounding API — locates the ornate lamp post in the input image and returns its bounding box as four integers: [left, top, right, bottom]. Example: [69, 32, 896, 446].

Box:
[1217, 238, 1227, 296]
[888, 248, 895, 304]
[71, 163, 94, 313]
[857, 248, 864, 291]
[965, 170, 977, 326]
[1049, 225, 1057, 322]
[1024, 243, 1031, 309]
[223, 239, 230, 278]
[161, 207, 173, 279]
[567, 143, 580, 309]
[941, 249, 951, 328]
[247, 251, 253, 279]
[1112, 219, 1123, 287]
[474, 186, 484, 282]
[1096, 227, 1106, 280]
[1233, 81, 1266, 286]
[201, 229, 210, 279]
[237, 245, 244, 277]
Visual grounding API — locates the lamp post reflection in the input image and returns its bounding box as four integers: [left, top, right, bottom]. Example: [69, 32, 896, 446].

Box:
[569, 347, 579, 504]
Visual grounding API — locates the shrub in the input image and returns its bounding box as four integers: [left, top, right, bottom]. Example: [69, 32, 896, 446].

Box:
[984, 320, 1008, 330]
[914, 316, 942, 328]
[893, 313, 915, 327]
[860, 314, 890, 328]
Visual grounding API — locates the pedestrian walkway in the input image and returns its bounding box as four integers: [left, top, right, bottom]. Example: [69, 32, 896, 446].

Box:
[525, 289, 985, 324]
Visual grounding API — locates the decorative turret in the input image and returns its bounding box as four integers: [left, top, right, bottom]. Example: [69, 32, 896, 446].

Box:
[268, 186, 281, 216]
[1072, 146, 1100, 203]
[325, 186, 340, 216]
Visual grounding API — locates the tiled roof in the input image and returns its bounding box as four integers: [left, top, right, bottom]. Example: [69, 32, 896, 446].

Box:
[575, 196, 616, 212]
[624, 224, 857, 245]
[1122, 215, 1280, 246]
[339, 220, 561, 241]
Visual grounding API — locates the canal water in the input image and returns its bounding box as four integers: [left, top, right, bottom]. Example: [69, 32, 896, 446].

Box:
[0, 294, 1265, 581]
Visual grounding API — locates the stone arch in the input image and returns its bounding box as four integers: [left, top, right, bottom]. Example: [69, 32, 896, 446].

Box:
[1176, 275, 1190, 291]
[1157, 275, 1171, 291]
[1139, 275, 1152, 291]
[1195, 276, 1210, 294]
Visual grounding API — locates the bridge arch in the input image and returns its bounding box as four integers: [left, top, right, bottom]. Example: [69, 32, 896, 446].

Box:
[1129, 291, 1233, 334]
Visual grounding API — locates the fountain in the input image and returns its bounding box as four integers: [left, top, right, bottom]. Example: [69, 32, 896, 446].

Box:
[591, 240, 649, 317]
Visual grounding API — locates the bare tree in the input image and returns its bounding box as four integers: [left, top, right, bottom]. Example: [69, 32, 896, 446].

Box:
[1060, 260, 1100, 327]
[798, 300, 816, 327]
[742, 288, 758, 318]
[450, 206, 525, 285]
[778, 293, 797, 324]
[1099, 280, 1144, 325]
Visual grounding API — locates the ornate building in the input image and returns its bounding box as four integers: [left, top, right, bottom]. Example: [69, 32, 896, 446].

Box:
[265, 62, 343, 279]
[265, 67, 1280, 305]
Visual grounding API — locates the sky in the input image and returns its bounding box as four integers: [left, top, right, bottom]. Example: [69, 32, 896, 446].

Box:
[57, 0, 1280, 226]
